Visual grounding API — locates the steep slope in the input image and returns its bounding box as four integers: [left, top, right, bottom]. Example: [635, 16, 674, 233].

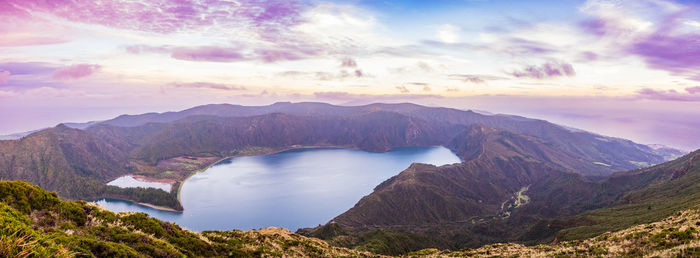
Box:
[306, 126, 698, 253]
[447, 125, 620, 176]
[0, 125, 180, 210]
[331, 124, 634, 232]
[332, 158, 562, 229]
[422, 208, 700, 257]
[527, 149, 700, 243]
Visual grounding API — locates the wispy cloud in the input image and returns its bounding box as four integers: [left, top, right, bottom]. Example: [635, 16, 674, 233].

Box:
[637, 86, 700, 101]
[170, 82, 246, 91]
[395, 85, 410, 93]
[448, 74, 509, 84]
[0, 71, 10, 84]
[629, 26, 700, 81]
[314, 91, 442, 102]
[402, 82, 431, 92]
[340, 57, 357, 68]
[278, 68, 368, 81]
[508, 61, 575, 79]
[3, 0, 308, 35]
[579, 0, 700, 81]
[171, 46, 245, 62]
[52, 64, 101, 80]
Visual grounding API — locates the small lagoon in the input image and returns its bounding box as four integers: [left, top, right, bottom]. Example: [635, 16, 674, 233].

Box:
[107, 175, 172, 192]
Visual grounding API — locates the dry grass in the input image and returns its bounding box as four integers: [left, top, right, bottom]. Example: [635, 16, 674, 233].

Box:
[411, 208, 700, 257]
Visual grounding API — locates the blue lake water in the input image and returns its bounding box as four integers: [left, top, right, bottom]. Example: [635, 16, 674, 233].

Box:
[96, 146, 460, 232]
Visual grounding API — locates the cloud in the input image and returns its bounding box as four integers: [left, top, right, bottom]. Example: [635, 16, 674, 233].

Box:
[448, 74, 509, 84]
[0, 62, 64, 90]
[396, 85, 410, 93]
[0, 90, 15, 98]
[422, 36, 558, 57]
[687, 86, 700, 94]
[636, 87, 700, 101]
[437, 24, 459, 43]
[170, 82, 246, 91]
[0, 62, 57, 75]
[417, 62, 434, 72]
[577, 51, 599, 62]
[278, 69, 367, 81]
[403, 82, 431, 92]
[4, 0, 308, 35]
[629, 28, 700, 81]
[0, 71, 10, 84]
[313, 91, 442, 102]
[51, 64, 101, 80]
[255, 48, 309, 62]
[354, 69, 364, 77]
[389, 62, 438, 74]
[0, 35, 69, 47]
[130, 43, 321, 63]
[508, 61, 575, 79]
[125, 45, 171, 54]
[579, 0, 700, 81]
[171, 46, 245, 62]
[340, 57, 357, 68]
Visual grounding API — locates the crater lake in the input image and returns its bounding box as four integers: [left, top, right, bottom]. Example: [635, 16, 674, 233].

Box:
[97, 146, 460, 231]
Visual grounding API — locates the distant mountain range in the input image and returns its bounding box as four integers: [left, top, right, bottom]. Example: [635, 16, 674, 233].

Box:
[0, 102, 692, 255]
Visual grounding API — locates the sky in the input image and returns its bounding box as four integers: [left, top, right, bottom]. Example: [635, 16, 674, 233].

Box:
[0, 0, 699, 150]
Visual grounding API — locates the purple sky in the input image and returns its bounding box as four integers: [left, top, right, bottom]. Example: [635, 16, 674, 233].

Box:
[1, 0, 700, 150]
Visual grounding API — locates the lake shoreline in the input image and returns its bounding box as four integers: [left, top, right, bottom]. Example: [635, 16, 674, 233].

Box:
[94, 197, 182, 213]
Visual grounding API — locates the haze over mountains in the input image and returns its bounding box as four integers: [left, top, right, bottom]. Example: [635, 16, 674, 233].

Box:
[0, 102, 695, 255]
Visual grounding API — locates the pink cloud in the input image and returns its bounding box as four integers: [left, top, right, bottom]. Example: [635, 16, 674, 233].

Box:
[3, 0, 308, 36]
[256, 49, 305, 63]
[637, 87, 700, 102]
[579, 4, 700, 81]
[0, 71, 10, 84]
[52, 64, 101, 80]
[255, 43, 321, 62]
[340, 57, 357, 68]
[686, 86, 700, 94]
[128, 42, 323, 63]
[171, 46, 245, 62]
[509, 61, 575, 79]
[630, 30, 700, 81]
